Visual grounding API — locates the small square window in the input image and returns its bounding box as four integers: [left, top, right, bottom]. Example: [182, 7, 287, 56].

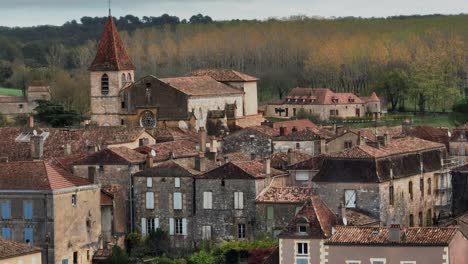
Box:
[175, 177, 181, 188]
[71, 194, 77, 207]
[297, 242, 308, 255]
[298, 224, 307, 233]
[19, 104, 23, 109]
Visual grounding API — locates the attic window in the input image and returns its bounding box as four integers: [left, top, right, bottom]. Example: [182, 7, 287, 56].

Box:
[348, 98, 355, 103]
[298, 224, 307, 233]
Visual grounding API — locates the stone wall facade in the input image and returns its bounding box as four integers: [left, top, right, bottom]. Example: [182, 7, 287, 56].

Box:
[266, 103, 367, 121]
[222, 130, 272, 159]
[256, 203, 303, 237]
[273, 140, 318, 155]
[188, 95, 244, 131]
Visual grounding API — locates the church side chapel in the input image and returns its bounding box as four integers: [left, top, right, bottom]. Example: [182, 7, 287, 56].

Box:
[89, 15, 260, 133]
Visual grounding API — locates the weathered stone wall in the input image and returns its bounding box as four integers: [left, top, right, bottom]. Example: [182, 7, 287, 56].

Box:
[188, 95, 244, 130]
[266, 103, 367, 120]
[53, 187, 101, 264]
[273, 140, 318, 155]
[326, 132, 360, 153]
[0, 252, 42, 264]
[256, 203, 303, 236]
[222, 130, 272, 159]
[227, 81, 258, 116]
[0, 100, 37, 116]
[193, 178, 258, 242]
[133, 174, 194, 249]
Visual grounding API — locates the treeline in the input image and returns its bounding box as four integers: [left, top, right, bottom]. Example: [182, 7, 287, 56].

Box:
[0, 14, 467, 114]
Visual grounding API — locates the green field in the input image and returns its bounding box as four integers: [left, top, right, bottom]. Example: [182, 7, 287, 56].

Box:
[0, 88, 23, 96]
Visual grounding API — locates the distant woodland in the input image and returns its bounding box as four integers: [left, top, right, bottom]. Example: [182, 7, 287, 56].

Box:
[0, 14, 467, 114]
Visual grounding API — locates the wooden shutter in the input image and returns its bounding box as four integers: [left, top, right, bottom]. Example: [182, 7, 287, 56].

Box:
[1, 201, 10, 219]
[238, 192, 244, 209]
[146, 192, 154, 209]
[155, 218, 160, 229]
[182, 218, 187, 236]
[24, 201, 33, 220]
[203, 192, 212, 209]
[174, 192, 182, 210]
[267, 206, 274, 220]
[146, 177, 153, 188]
[169, 218, 174, 235]
[344, 190, 356, 208]
[141, 217, 147, 236]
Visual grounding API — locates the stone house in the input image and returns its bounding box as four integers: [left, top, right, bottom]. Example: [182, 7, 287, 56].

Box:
[73, 147, 146, 247]
[133, 158, 208, 249]
[273, 128, 326, 155]
[270, 150, 312, 170]
[0, 86, 51, 118]
[134, 139, 199, 165]
[256, 186, 313, 237]
[193, 160, 285, 243]
[0, 161, 101, 264]
[325, 225, 468, 264]
[326, 130, 367, 153]
[278, 196, 337, 264]
[286, 155, 325, 187]
[0, 237, 43, 264]
[266, 88, 383, 120]
[221, 126, 279, 160]
[313, 137, 448, 226]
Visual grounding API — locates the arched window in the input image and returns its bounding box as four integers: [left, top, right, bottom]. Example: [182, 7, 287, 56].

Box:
[128, 73, 132, 82]
[140, 111, 156, 128]
[121, 73, 126, 87]
[408, 181, 413, 200]
[101, 74, 109, 95]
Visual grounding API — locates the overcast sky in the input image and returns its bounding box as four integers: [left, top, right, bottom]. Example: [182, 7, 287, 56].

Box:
[1, 0, 468, 27]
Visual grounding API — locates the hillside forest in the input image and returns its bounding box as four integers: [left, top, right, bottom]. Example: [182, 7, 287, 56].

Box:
[0, 14, 467, 114]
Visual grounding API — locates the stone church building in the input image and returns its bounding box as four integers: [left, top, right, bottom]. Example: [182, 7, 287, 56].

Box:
[89, 16, 259, 131]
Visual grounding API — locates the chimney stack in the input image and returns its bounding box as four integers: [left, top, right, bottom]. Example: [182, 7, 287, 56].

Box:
[250, 153, 256, 161]
[195, 153, 206, 172]
[28, 115, 34, 128]
[224, 156, 230, 164]
[389, 224, 402, 243]
[64, 143, 72, 156]
[30, 134, 44, 160]
[146, 154, 154, 168]
[338, 203, 347, 226]
[383, 133, 389, 146]
[199, 127, 207, 153]
[287, 148, 295, 166]
[320, 138, 327, 154]
[264, 158, 271, 176]
[357, 131, 365, 146]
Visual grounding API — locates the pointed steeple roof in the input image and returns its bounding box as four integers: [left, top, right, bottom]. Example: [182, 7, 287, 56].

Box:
[89, 16, 135, 71]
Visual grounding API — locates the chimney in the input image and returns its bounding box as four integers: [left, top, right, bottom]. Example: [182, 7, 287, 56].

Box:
[199, 127, 207, 153]
[383, 133, 389, 146]
[195, 153, 206, 172]
[64, 143, 72, 156]
[30, 135, 44, 160]
[28, 115, 34, 128]
[320, 138, 327, 154]
[0, 157, 8, 163]
[224, 156, 230, 164]
[357, 131, 365, 146]
[279, 126, 287, 136]
[146, 154, 154, 169]
[389, 224, 402, 243]
[287, 148, 295, 165]
[250, 153, 256, 161]
[338, 203, 347, 226]
[264, 158, 271, 176]
[402, 119, 411, 135]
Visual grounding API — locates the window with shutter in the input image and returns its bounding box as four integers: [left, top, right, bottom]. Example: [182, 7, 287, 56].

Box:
[234, 192, 244, 209]
[182, 218, 187, 235]
[344, 190, 356, 208]
[1, 227, 11, 239]
[175, 177, 181, 188]
[203, 192, 213, 209]
[169, 218, 174, 235]
[24, 227, 33, 245]
[267, 206, 274, 220]
[174, 192, 182, 210]
[146, 192, 154, 209]
[24, 201, 33, 220]
[238, 223, 246, 239]
[141, 217, 147, 236]
[62, 260, 69, 264]
[147, 178, 153, 188]
[202, 226, 212, 240]
[1, 201, 10, 219]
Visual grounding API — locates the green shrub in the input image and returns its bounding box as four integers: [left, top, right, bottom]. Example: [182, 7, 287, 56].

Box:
[453, 97, 468, 114]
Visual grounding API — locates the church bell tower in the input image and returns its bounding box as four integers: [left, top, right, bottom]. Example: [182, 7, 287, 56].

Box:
[88, 14, 135, 126]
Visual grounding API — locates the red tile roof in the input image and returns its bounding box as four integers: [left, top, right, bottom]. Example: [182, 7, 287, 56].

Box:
[89, 16, 135, 71]
[0, 237, 42, 260]
[327, 226, 459, 246]
[161, 76, 244, 97]
[0, 161, 92, 191]
[74, 147, 146, 165]
[280, 88, 365, 105]
[279, 196, 337, 239]
[0, 96, 27, 103]
[27, 86, 50, 93]
[328, 137, 445, 159]
[189, 69, 258, 82]
[152, 127, 199, 143]
[198, 161, 284, 180]
[287, 155, 325, 171]
[256, 187, 313, 203]
[274, 128, 322, 141]
[134, 140, 199, 162]
[270, 151, 313, 169]
[348, 126, 403, 142]
[273, 119, 319, 133]
[407, 126, 449, 142]
[360, 92, 381, 102]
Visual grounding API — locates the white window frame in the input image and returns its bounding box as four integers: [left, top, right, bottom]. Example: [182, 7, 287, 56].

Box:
[295, 241, 309, 264]
[173, 192, 182, 210]
[295, 171, 309, 181]
[147, 218, 159, 233]
[234, 192, 244, 210]
[400, 262, 416, 264]
[238, 223, 246, 239]
[146, 177, 153, 188]
[346, 261, 362, 264]
[202, 225, 212, 240]
[203, 191, 213, 209]
[370, 258, 386, 264]
[146, 192, 154, 209]
[175, 177, 181, 188]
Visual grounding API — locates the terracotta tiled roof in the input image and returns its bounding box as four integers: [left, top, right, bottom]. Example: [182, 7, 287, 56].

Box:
[101, 190, 114, 206]
[198, 161, 284, 180]
[407, 126, 449, 142]
[0, 96, 27, 103]
[0, 161, 92, 191]
[348, 126, 403, 142]
[279, 196, 337, 239]
[161, 76, 244, 97]
[274, 128, 322, 141]
[189, 69, 258, 82]
[273, 119, 319, 133]
[328, 137, 445, 159]
[134, 159, 212, 178]
[27, 86, 50, 93]
[344, 208, 380, 226]
[326, 226, 459, 246]
[0, 127, 152, 162]
[74, 147, 146, 165]
[287, 155, 325, 171]
[276, 88, 366, 105]
[237, 114, 265, 128]
[0, 237, 42, 259]
[270, 151, 312, 169]
[89, 16, 135, 71]
[245, 126, 280, 138]
[256, 186, 313, 203]
[134, 140, 199, 162]
[151, 127, 199, 143]
[50, 153, 87, 172]
[360, 91, 381, 102]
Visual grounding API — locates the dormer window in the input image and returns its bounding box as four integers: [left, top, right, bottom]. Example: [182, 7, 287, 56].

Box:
[121, 73, 127, 88]
[348, 98, 355, 103]
[298, 224, 308, 233]
[101, 74, 109, 95]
